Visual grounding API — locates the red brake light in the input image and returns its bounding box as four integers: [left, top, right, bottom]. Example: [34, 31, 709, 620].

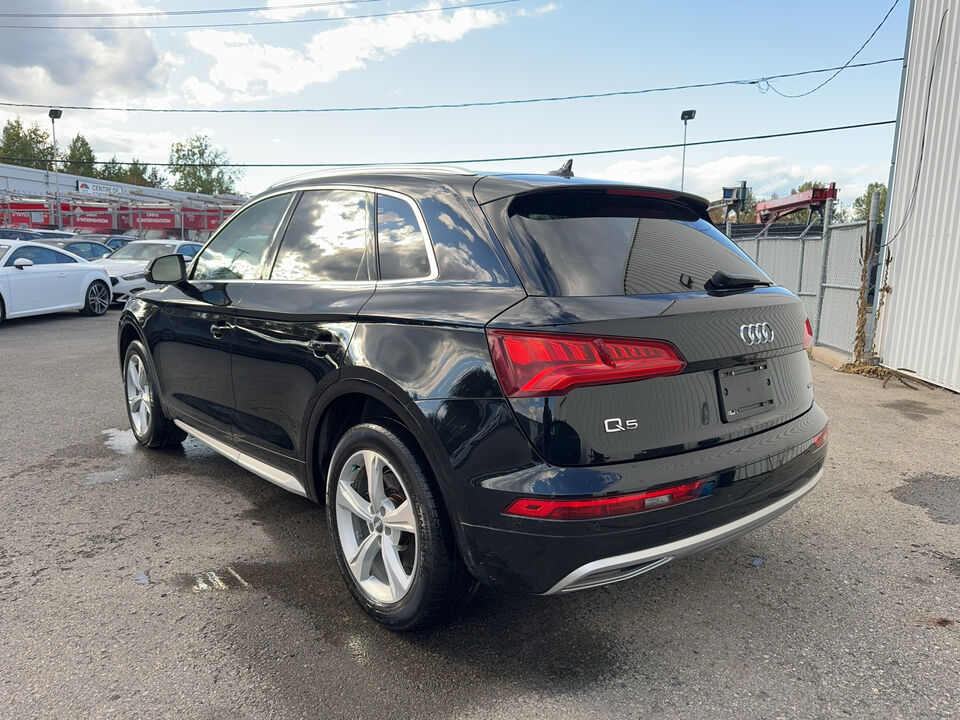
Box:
[486, 330, 686, 398]
[813, 425, 828, 447]
[803, 318, 814, 349]
[503, 479, 712, 520]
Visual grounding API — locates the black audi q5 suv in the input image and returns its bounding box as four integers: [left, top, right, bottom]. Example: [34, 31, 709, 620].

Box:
[117, 167, 828, 630]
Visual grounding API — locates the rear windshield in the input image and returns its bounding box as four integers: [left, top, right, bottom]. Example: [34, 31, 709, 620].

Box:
[109, 243, 179, 260]
[506, 189, 765, 296]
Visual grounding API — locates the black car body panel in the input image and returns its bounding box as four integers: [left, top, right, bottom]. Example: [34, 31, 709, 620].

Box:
[118, 169, 827, 597]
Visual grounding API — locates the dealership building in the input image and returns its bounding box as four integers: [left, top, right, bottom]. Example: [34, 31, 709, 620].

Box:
[0, 161, 245, 238]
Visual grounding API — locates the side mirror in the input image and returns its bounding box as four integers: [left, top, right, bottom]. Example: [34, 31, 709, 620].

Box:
[13, 258, 34, 270]
[145, 254, 186, 285]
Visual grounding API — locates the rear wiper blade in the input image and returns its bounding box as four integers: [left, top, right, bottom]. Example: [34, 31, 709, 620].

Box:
[706, 269, 773, 291]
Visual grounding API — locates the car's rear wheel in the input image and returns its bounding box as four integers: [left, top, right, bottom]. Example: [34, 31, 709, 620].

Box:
[326, 422, 476, 630]
[80, 280, 110, 316]
[123, 341, 186, 448]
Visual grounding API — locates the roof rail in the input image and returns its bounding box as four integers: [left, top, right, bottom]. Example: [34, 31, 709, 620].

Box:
[267, 164, 476, 188]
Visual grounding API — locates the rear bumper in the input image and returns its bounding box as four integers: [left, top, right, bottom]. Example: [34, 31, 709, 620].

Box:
[544, 468, 821, 593]
[455, 403, 827, 593]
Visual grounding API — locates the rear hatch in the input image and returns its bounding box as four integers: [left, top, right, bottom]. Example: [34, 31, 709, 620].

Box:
[478, 185, 814, 467]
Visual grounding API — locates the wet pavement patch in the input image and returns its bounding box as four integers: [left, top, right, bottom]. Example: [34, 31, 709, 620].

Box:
[924, 616, 957, 629]
[881, 399, 944, 421]
[103, 428, 138, 455]
[890, 473, 960, 525]
[173, 567, 251, 592]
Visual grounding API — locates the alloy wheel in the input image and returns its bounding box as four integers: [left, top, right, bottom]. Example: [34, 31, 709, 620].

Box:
[335, 449, 419, 604]
[88, 282, 110, 314]
[126, 354, 153, 437]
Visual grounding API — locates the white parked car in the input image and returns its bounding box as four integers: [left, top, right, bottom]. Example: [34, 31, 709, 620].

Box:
[92, 240, 202, 302]
[0, 240, 112, 323]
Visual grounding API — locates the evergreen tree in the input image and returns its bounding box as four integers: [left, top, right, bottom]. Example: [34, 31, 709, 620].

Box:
[62, 134, 97, 176]
[98, 156, 127, 182]
[0, 118, 53, 170]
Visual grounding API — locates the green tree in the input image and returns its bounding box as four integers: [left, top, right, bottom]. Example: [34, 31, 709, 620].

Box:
[0, 117, 53, 170]
[145, 166, 167, 189]
[62, 134, 97, 176]
[853, 182, 886, 224]
[98, 156, 127, 183]
[168, 134, 241, 194]
[123, 158, 150, 186]
[789, 180, 824, 194]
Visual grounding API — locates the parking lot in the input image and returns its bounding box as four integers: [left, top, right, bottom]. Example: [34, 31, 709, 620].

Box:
[1, 311, 958, 720]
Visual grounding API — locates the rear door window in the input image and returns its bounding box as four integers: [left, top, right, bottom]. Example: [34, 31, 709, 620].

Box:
[270, 190, 373, 282]
[505, 189, 766, 296]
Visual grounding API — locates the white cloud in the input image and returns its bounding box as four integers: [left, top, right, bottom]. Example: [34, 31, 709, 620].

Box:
[0, 1, 170, 106]
[182, 77, 226, 107]
[256, 0, 359, 21]
[593, 154, 888, 205]
[185, 2, 555, 101]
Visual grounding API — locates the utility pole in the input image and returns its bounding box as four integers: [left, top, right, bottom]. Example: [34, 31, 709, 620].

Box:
[49, 108, 63, 230]
[680, 110, 696, 191]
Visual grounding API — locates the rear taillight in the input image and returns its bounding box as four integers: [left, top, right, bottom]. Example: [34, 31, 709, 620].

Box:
[813, 425, 828, 447]
[486, 330, 686, 398]
[803, 318, 814, 349]
[503, 478, 713, 520]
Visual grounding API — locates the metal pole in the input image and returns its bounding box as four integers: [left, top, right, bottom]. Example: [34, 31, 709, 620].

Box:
[50, 117, 62, 230]
[865, 188, 882, 353]
[813, 197, 834, 344]
[681, 120, 688, 191]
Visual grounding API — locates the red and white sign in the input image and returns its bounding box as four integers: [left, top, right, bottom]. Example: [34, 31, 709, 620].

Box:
[133, 211, 176, 229]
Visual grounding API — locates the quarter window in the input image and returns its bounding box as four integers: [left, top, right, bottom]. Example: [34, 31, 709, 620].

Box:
[271, 190, 373, 282]
[376, 195, 430, 281]
[192, 194, 291, 280]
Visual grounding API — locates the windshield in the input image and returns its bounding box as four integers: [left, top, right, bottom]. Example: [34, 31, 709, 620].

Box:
[108, 243, 179, 260]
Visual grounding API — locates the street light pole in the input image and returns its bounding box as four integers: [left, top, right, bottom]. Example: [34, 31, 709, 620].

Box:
[49, 108, 63, 230]
[679, 109, 696, 192]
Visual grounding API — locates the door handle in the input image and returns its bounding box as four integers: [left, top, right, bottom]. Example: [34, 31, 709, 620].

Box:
[58, 272, 67, 277]
[209, 323, 233, 339]
[308, 339, 340, 357]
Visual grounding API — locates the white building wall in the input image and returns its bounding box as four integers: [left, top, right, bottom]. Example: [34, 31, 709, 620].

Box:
[878, 0, 960, 392]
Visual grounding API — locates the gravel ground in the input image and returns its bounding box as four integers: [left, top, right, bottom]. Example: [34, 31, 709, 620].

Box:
[1, 311, 958, 720]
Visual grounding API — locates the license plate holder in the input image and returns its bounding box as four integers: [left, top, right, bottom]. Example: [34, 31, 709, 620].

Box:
[717, 362, 776, 423]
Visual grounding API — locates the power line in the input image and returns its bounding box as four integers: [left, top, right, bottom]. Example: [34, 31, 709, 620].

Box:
[0, 120, 896, 169]
[0, 0, 521, 30]
[767, 0, 901, 98]
[0, 0, 383, 18]
[0, 58, 902, 115]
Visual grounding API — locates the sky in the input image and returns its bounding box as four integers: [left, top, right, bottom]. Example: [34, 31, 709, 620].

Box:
[0, 0, 910, 210]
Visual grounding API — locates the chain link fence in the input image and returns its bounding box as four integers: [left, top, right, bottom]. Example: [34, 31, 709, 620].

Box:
[729, 221, 875, 355]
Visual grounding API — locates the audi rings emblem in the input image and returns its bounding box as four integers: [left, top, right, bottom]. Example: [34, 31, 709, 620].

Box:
[739, 322, 775, 345]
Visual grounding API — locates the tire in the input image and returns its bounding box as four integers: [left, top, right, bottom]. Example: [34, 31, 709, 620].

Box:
[123, 341, 186, 448]
[80, 280, 110, 316]
[326, 422, 477, 630]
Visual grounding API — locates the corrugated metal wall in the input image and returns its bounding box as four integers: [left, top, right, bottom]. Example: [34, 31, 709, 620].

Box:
[878, 0, 960, 392]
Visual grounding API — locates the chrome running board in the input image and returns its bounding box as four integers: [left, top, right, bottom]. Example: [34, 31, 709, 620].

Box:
[543, 469, 824, 594]
[175, 419, 307, 498]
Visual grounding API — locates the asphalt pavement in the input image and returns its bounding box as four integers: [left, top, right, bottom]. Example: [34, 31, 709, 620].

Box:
[1, 311, 958, 719]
